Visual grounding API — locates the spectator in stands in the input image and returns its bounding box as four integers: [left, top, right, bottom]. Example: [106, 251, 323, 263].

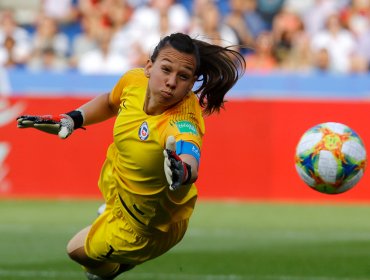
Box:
[280, 32, 314, 72]
[271, 6, 305, 67]
[340, 0, 370, 73]
[27, 46, 69, 72]
[244, 0, 270, 39]
[224, 0, 266, 53]
[244, 31, 277, 73]
[108, 0, 144, 68]
[0, 36, 17, 68]
[312, 47, 331, 72]
[1, 0, 367, 74]
[256, 0, 285, 29]
[108, 0, 135, 44]
[357, 27, 370, 71]
[282, 0, 316, 17]
[0, 9, 32, 67]
[310, 12, 357, 73]
[303, 0, 340, 36]
[69, 14, 100, 68]
[339, 0, 370, 39]
[349, 52, 369, 74]
[78, 0, 105, 18]
[130, 0, 191, 60]
[188, 0, 238, 48]
[30, 14, 70, 60]
[126, 0, 148, 8]
[77, 30, 130, 74]
[41, 0, 80, 25]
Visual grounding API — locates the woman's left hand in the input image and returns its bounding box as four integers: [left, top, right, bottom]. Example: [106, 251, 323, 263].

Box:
[163, 136, 191, 191]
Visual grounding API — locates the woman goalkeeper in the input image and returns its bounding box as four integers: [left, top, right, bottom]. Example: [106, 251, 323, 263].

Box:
[17, 32, 246, 280]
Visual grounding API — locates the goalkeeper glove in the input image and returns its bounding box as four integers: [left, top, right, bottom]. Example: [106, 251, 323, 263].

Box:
[16, 110, 84, 139]
[163, 136, 192, 191]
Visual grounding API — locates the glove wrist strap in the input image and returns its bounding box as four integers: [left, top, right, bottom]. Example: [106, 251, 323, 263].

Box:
[66, 110, 84, 129]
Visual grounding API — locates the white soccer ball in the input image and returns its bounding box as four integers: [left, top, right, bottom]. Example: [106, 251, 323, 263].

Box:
[295, 122, 367, 194]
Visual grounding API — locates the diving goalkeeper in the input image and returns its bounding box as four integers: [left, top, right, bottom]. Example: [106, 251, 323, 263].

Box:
[17, 33, 246, 280]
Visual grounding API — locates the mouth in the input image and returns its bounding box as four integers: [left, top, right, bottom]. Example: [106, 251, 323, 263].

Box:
[161, 90, 173, 98]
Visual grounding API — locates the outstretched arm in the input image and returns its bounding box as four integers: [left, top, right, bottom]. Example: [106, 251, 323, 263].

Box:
[78, 92, 119, 126]
[17, 92, 119, 139]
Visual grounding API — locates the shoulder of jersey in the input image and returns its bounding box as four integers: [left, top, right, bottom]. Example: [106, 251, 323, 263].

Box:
[124, 68, 147, 81]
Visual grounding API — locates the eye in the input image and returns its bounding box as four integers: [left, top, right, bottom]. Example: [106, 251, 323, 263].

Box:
[161, 66, 170, 73]
[179, 74, 190, 80]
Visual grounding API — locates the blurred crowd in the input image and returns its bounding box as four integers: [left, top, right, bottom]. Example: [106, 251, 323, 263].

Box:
[0, 0, 369, 75]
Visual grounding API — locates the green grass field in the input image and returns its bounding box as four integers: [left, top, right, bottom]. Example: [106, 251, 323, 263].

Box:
[1, 200, 370, 280]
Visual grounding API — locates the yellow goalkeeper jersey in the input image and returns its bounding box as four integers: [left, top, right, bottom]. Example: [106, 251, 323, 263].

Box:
[100, 68, 204, 232]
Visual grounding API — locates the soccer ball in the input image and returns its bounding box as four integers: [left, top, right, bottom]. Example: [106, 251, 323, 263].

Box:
[295, 122, 367, 194]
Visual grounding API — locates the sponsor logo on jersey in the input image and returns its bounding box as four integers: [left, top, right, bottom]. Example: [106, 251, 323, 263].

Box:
[138, 121, 149, 140]
[176, 121, 198, 135]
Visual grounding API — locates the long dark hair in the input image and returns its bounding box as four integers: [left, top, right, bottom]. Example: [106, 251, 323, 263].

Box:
[150, 33, 246, 115]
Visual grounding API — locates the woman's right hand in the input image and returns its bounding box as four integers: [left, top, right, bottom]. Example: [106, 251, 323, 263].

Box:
[16, 114, 75, 139]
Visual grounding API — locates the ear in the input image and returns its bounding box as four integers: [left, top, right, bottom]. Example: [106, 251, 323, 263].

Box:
[144, 59, 152, 78]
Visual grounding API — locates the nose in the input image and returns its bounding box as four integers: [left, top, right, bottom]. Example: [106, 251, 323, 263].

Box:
[166, 73, 177, 89]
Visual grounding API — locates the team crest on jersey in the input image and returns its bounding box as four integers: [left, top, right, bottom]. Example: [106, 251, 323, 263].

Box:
[138, 121, 149, 140]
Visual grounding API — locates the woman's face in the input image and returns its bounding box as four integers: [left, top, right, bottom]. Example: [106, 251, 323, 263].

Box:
[145, 46, 197, 111]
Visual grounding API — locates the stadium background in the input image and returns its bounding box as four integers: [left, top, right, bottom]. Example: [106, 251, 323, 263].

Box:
[0, 72, 369, 202]
[0, 0, 370, 202]
[1, 2, 370, 280]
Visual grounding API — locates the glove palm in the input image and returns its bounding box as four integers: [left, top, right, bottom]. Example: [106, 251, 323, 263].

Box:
[17, 114, 74, 139]
[163, 136, 191, 191]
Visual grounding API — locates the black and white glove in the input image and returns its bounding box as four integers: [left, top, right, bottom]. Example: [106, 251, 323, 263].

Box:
[163, 136, 192, 191]
[16, 110, 84, 139]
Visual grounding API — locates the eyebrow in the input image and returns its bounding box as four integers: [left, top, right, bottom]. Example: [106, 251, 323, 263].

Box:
[162, 58, 195, 72]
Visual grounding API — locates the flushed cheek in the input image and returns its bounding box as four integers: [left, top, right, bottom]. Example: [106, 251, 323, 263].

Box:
[148, 77, 163, 93]
[173, 89, 189, 102]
